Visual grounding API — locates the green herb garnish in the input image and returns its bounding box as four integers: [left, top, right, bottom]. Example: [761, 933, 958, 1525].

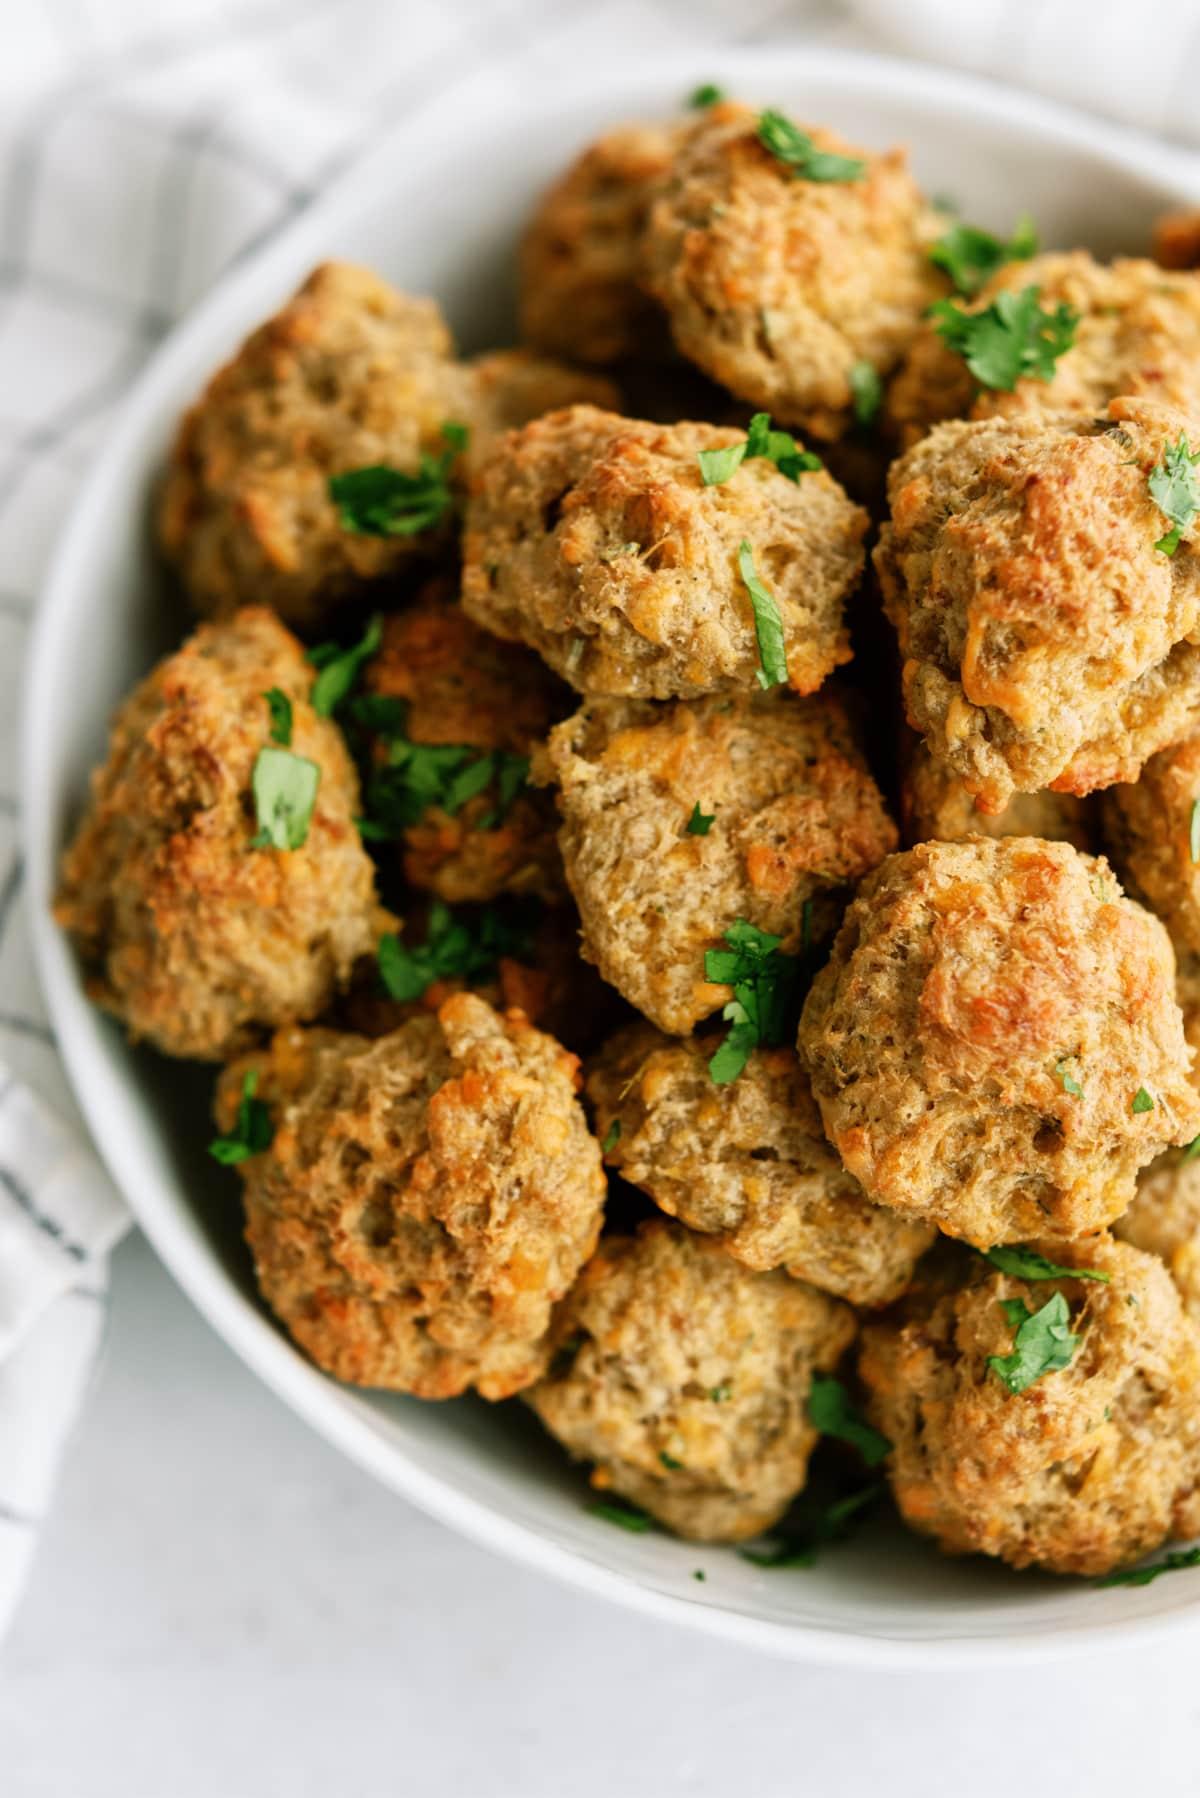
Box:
[263, 688, 293, 745]
[360, 700, 529, 838]
[329, 421, 468, 537]
[659, 1451, 683, 1471]
[376, 900, 535, 1004]
[1149, 434, 1200, 555]
[705, 918, 802, 1085]
[756, 109, 865, 183]
[601, 1119, 621, 1154]
[808, 1375, 891, 1467]
[689, 82, 725, 109]
[250, 746, 320, 851]
[848, 360, 882, 427]
[1054, 1058, 1084, 1099]
[739, 1484, 881, 1569]
[588, 1498, 655, 1533]
[929, 285, 1077, 392]
[207, 1070, 273, 1166]
[737, 539, 788, 690]
[1132, 1087, 1156, 1115]
[987, 1291, 1080, 1395]
[697, 412, 822, 487]
[308, 614, 382, 718]
[983, 1246, 1110, 1284]
[709, 1382, 732, 1402]
[686, 802, 715, 836]
[1098, 1547, 1200, 1588]
[928, 213, 1038, 296]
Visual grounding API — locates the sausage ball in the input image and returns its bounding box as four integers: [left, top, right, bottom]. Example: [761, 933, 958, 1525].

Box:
[360, 593, 569, 904]
[587, 1024, 933, 1305]
[875, 398, 1200, 813]
[526, 1218, 856, 1541]
[463, 404, 868, 700]
[798, 837, 1200, 1247]
[1155, 210, 1200, 272]
[160, 262, 474, 631]
[464, 348, 620, 442]
[1116, 1150, 1200, 1324]
[901, 735, 1095, 850]
[518, 122, 677, 365]
[1102, 730, 1200, 1022]
[641, 101, 944, 440]
[859, 1236, 1200, 1576]
[216, 993, 606, 1399]
[55, 607, 379, 1062]
[888, 252, 1200, 446]
[535, 686, 897, 1033]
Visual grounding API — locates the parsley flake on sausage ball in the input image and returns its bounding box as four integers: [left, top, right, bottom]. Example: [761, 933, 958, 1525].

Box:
[859, 1236, 1200, 1576]
[462, 404, 867, 700]
[798, 837, 1200, 1248]
[518, 122, 678, 366]
[55, 607, 379, 1062]
[215, 993, 606, 1400]
[641, 101, 945, 440]
[526, 1218, 856, 1541]
[587, 1024, 933, 1306]
[888, 253, 1200, 446]
[876, 398, 1200, 814]
[535, 686, 896, 1034]
[359, 592, 569, 905]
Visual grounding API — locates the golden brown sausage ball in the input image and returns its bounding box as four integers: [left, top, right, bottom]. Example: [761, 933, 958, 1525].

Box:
[799, 837, 1200, 1247]
[526, 1218, 856, 1541]
[463, 348, 620, 441]
[536, 686, 897, 1034]
[361, 595, 568, 904]
[587, 1024, 933, 1305]
[1155, 211, 1200, 272]
[216, 993, 606, 1399]
[641, 101, 944, 440]
[160, 263, 474, 631]
[1116, 1150, 1200, 1323]
[1102, 732, 1200, 1011]
[859, 1236, 1200, 1576]
[888, 253, 1200, 446]
[876, 398, 1200, 814]
[55, 607, 379, 1062]
[901, 734, 1095, 850]
[463, 404, 867, 700]
[518, 123, 677, 365]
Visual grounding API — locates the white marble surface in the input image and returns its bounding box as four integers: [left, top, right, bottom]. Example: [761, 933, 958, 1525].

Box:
[1, 1233, 1199, 1798]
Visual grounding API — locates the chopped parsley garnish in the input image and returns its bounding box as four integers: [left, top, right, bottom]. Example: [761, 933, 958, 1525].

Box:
[705, 918, 802, 1085]
[928, 213, 1038, 296]
[929, 285, 1077, 392]
[689, 82, 725, 108]
[328, 421, 468, 537]
[1098, 1547, 1200, 1588]
[263, 687, 293, 745]
[756, 109, 865, 183]
[848, 360, 882, 427]
[739, 1484, 881, 1569]
[360, 706, 530, 840]
[588, 1498, 655, 1533]
[692, 1569, 706, 1582]
[250, 746, 320, 851]
[207, 1070, 273, 1166]
[709, 1382, 732, 1402]
[376, 900, 535, 1004]
[308, 614, 382, 718]
[659, 1451, 683, 1471]
[1191, 798, 1200, 864]
[601, 1119, 621, 1154]
[1054, 1058, 1084, 1099]
[983, 1246, 1110, 1284]
[686, 802, 715, 836]
[1148, 433, 1200, 555]
[1132, 1086, 1156, 1115]
[697, 412, 822, 487]
[1184, 1134, 1200, 1163]
[987, 1291, 1080, 1395]
[808, 1375, 891, 1467]
[737, 540, 788, 690]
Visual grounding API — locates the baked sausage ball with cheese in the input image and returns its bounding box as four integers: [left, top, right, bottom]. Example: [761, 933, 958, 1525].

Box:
[859, 1236, 1200, 1576]
[216, 993, 606, 1400]
[462, 404, 867, 700]
[55, 607, 379, 1062]
[518, 122, 677, 365]
[798, 837, 1200, 1246]
[1116, 1150, 1200, 1324]
[901, 735, 1095, 849]
[526, 1218, 856, 1541]
[876, 398, 1200, 813]
[641, 101, 944, 440]
[587, 1024, 933, 1305]
[887, 252, 1200, 446]
[536, 686, 897, 1033]
[1102, 730, 1200, 1025]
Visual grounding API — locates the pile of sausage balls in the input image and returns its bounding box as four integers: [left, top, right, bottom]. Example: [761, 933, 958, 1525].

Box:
[57, 95, 1200, 1580]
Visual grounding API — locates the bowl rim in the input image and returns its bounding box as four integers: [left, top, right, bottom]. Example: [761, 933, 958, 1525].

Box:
[22, 43, 1200, 1669]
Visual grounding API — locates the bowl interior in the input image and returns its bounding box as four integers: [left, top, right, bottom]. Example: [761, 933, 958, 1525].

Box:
[24, 48, 1200, 1664]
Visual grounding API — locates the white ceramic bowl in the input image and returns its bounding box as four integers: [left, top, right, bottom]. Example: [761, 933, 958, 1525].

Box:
[24, 48, 1200, 1667]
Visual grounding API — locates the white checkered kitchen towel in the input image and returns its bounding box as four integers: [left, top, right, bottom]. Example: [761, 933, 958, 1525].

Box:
[3, 0, 1200, 1639]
